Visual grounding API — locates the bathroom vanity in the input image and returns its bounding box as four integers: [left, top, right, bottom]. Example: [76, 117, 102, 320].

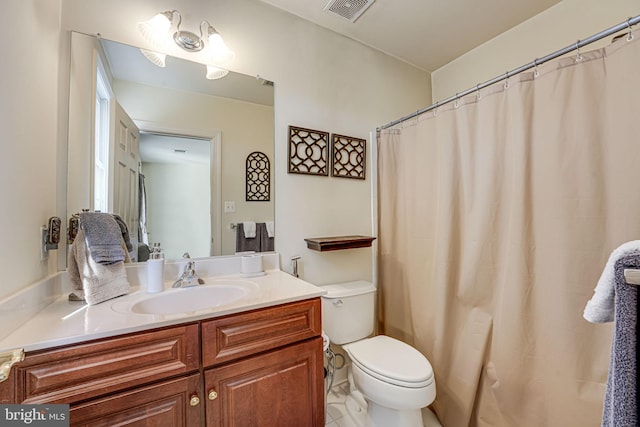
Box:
[0, 257, 326, 426]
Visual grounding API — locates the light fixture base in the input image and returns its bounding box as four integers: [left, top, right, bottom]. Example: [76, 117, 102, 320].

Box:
[173, 30, 205, 52]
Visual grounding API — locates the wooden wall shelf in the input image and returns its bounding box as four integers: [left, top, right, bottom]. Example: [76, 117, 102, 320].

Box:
[304, 235, 376, 252]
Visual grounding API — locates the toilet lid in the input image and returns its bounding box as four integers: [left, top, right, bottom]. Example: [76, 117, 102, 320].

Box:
[345, 335, 434, 388]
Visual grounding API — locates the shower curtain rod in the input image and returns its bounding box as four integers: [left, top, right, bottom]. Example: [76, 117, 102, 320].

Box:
[378, 14, 640, 131]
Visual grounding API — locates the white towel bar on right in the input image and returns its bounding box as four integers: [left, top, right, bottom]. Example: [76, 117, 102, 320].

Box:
[624, 269, 640, 285]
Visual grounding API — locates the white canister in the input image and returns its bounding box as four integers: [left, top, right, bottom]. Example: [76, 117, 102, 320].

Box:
[241, 254, 264, 277]
[147, 244, 165, 293]
[146, 258, 164, 293]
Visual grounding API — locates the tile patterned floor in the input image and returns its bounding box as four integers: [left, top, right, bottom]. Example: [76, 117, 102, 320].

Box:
[324, 380, 443, 427]
[325, 381, 358, 427]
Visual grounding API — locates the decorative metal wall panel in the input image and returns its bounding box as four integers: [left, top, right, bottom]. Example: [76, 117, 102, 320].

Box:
[331, 134, 366, 180]
[246, 151, 270, 201]
[288, 126, 329, 176]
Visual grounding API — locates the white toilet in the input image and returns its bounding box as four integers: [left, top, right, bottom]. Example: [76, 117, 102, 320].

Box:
[321, 281, 438, 427]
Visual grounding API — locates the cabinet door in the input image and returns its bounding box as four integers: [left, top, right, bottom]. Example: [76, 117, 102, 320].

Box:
[70, 374, 202, 426]
[204, 337, 324, 427]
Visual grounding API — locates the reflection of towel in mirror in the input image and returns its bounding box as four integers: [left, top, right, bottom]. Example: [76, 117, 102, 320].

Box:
[236, 223, 261, 253]
[259, 223, 274, 251]
[243, 221, 257, 238]
[112, 214, 133, 252]
[80, 212, 125, 264]
[68, 228, 130, 305]
[265, 221, 275, 238]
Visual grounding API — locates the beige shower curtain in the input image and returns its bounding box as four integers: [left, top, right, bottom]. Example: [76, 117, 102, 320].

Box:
[377, 31, 640, 427]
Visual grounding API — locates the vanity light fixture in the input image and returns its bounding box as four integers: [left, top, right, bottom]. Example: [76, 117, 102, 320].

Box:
[137, 10, 235, 78]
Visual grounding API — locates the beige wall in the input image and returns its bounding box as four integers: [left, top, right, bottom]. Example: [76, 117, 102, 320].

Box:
[0, 1, 63, 299]
[0, 0, 430, 301]
[142, 162, 211, 260]
[115, 81, 274, 256]
[60, 0, 431, 287]
[432, 0, 640, 101]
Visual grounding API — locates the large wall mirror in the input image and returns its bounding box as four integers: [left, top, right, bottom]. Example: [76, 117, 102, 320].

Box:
[67, 32, 274, 263]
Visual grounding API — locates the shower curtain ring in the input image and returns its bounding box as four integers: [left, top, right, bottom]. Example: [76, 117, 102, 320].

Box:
[533, 58, 540, 77]
[433, 101, 439, 117]
[627, 17, 634, 41]
[575, 41, 583, 62]
[454, 93, 460, 108]
[503, 71, 510, 89]
[476, 84, 482, 100]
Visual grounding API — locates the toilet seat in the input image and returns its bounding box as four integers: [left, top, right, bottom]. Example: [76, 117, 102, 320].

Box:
[344, 335, 434, 388]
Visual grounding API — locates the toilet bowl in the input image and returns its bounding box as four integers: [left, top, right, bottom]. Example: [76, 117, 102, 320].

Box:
[345, 335, 436, 427]
[320, 281, 438, 427]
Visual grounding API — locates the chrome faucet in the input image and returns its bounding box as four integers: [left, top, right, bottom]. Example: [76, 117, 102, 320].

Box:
[172, 252, 200, 288]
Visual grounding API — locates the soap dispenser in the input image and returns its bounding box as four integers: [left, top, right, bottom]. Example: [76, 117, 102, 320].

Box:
[146, 243, 165, 293]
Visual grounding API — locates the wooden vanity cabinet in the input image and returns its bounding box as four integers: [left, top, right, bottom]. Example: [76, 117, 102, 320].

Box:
[204, 337, 323, 427]
[4, 298, 324, 426]
[202, 299, 324, 426]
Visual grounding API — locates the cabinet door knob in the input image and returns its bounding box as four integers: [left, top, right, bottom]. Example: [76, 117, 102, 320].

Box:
[190, 395, 200, 406]
[208, 390, 218, 400]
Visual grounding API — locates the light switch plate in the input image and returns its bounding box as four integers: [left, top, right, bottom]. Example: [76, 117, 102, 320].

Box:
[224, 201, 236, 213]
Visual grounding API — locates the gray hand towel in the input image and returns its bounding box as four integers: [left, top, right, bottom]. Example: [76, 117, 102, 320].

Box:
[80, 212, 125, 264]
[601, 253, 640, 427]
[258, 222, 274, 252]
[112, 214, 133, 252]
[236, 223, 261, 253]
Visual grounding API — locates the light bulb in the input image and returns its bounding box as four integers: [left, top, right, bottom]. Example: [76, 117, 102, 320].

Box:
[137, 12, 172, 49]
[207, 31, 235, 65]
[140, 49, 166, 67]
[206, 65, 229, 80]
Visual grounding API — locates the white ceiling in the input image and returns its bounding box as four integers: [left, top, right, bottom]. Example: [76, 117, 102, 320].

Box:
[140, 133, 211, 165]
[258, 0, 562, 72]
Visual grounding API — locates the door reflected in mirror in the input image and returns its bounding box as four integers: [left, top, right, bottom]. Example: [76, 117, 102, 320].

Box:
[67, 32, 275, 263]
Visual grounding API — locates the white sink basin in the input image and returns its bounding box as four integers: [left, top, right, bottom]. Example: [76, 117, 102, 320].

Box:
[112, 280, 257, 316]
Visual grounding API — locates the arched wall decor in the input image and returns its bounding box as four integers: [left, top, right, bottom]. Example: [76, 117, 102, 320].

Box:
[246, 151, 270, 201]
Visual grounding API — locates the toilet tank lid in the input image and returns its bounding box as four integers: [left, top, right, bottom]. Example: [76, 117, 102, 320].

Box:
[320, 280, 375, 298]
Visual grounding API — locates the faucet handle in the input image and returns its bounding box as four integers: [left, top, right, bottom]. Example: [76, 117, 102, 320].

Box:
[183, 252, 191, 259]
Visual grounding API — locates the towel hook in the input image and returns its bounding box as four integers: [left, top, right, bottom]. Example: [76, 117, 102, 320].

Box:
[575, 40, 583, 62]
[627, 17, 635, 41]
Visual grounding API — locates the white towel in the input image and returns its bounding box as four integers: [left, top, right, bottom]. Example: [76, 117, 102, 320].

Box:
[68, 228, 130, 305]
[265, 221, 275, 238]
[583, 240, 640, 323]
[243, 221, 257, 238]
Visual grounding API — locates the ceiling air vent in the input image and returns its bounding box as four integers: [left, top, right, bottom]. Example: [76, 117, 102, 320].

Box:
[323, 0, 376, 23]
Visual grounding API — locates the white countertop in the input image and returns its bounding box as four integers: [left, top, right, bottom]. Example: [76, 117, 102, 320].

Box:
[0, 269, 326, 353]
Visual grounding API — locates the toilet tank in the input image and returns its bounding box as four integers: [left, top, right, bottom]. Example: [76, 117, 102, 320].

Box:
[320, 281, 376, 345]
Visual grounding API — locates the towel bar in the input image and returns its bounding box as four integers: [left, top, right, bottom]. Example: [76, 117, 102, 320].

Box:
[623, 269, 640, 285]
